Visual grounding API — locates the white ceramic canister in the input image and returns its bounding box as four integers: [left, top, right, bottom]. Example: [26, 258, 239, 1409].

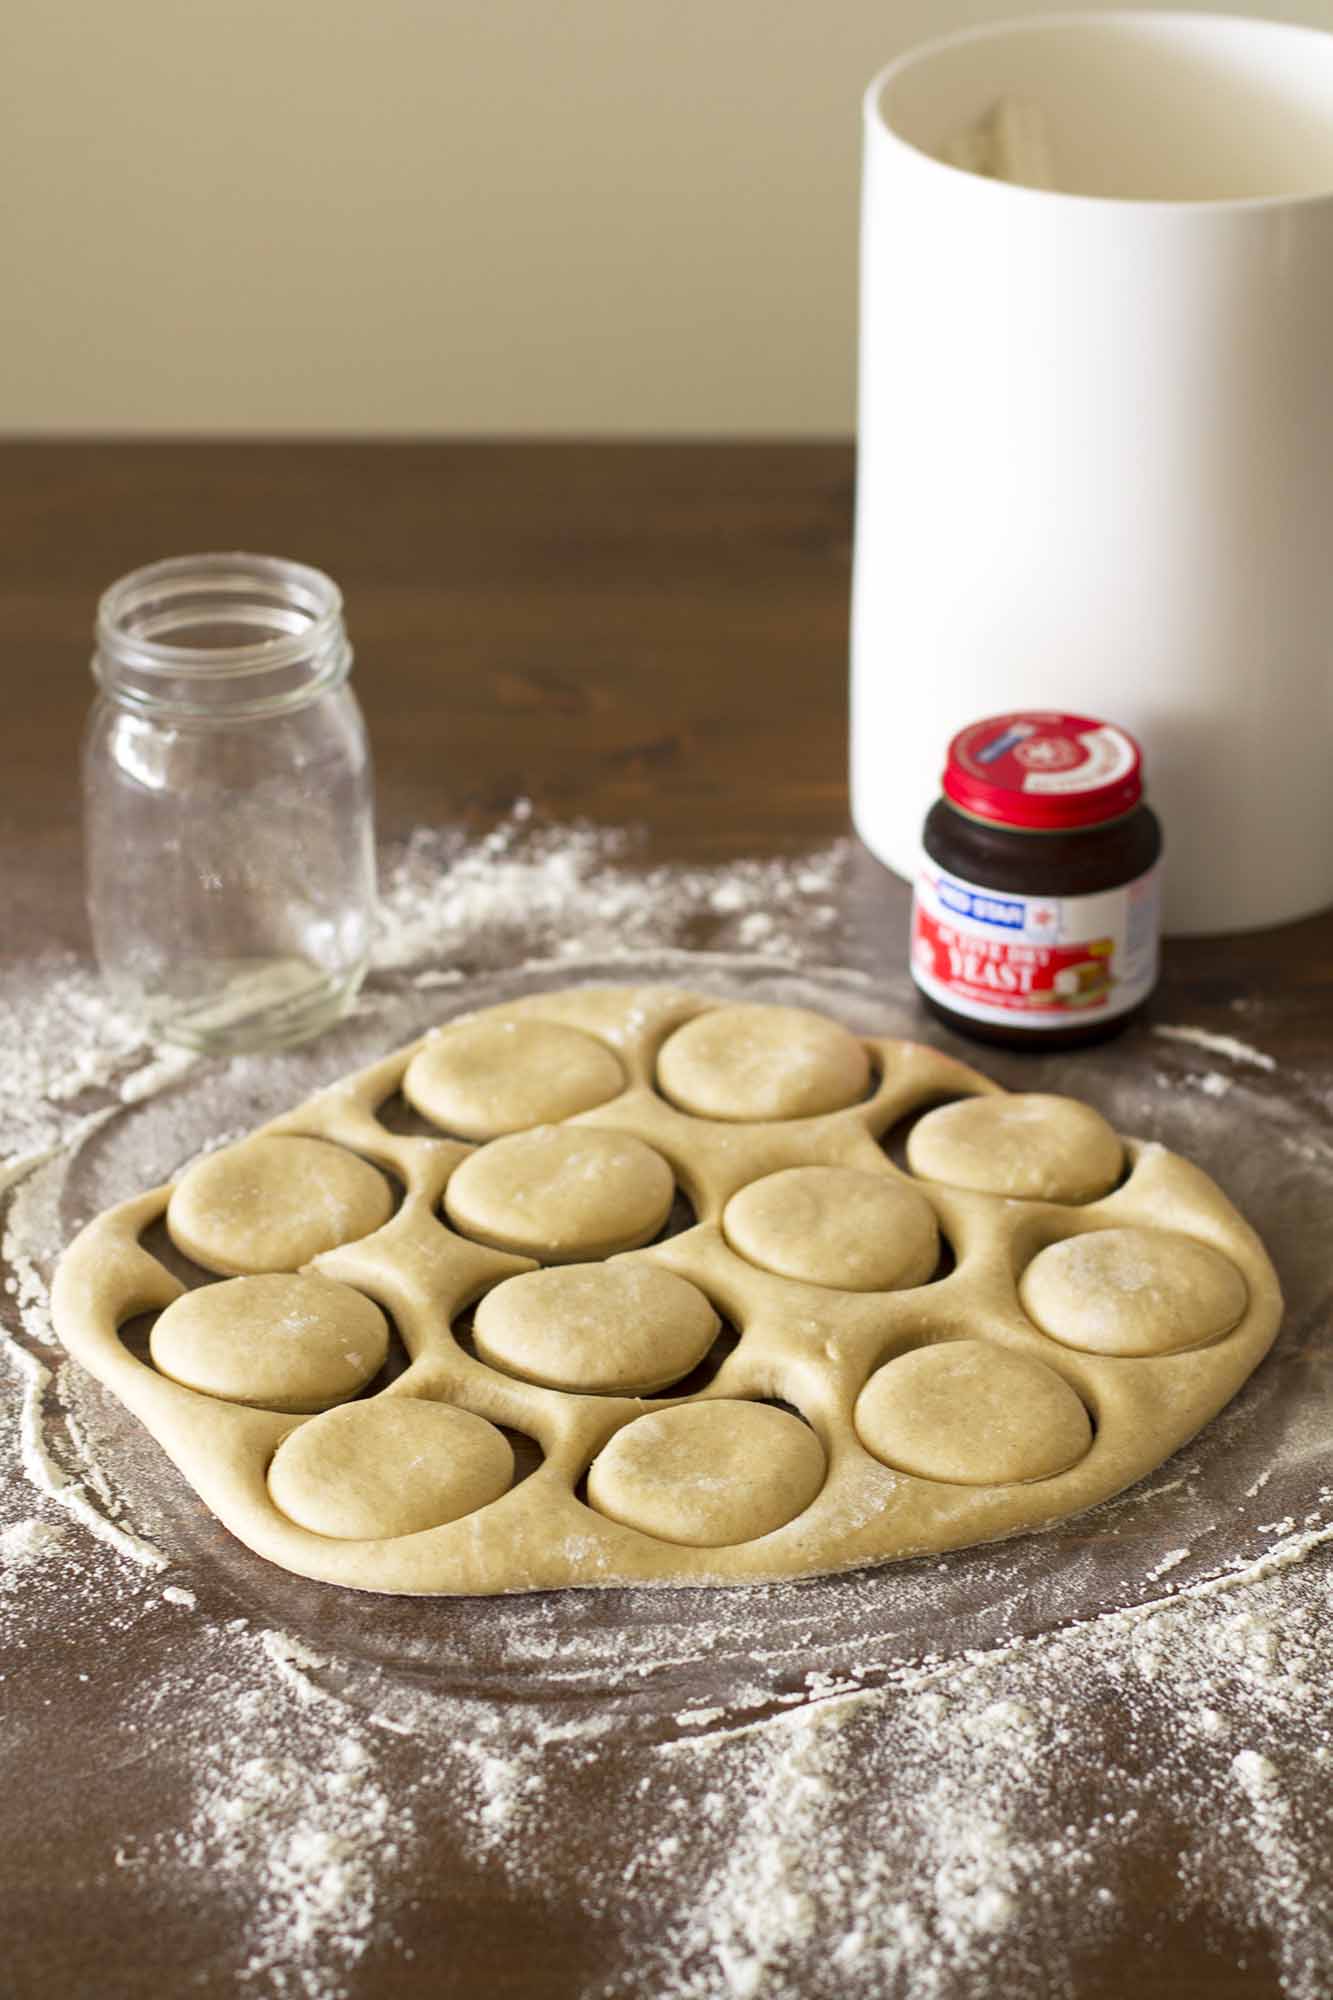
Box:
[851, 13, 1333, 935]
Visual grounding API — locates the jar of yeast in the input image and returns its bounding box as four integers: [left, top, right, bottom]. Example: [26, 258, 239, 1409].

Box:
[910, 711, 1162, 1051]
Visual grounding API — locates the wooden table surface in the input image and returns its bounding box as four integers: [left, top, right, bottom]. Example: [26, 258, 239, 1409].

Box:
[2, 442, 1330, 1999]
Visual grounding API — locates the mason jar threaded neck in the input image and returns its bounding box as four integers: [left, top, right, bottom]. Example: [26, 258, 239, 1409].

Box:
[94, 552, 352, 719]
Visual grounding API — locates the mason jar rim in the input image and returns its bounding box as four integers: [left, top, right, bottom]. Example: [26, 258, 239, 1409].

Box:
[95, 551, 346, 680]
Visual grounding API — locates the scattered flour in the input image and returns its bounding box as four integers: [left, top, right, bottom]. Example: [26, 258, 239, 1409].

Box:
[374, 808, 848, 977]
[147, 1684, 409, 1996]
[1195, 1071, 1232, 1100]
[1152, 1024, 1278, 1072]
[620, 1528, 1333, 2000]
[0, 959, 163, 1165]
[259, 1627, 338, 1706]
[2, 1328, 167, 1572]
[0, 1513, 68, 1586]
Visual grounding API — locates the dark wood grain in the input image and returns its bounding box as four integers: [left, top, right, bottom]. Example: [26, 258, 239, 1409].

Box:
[2, 442, 1328, 2000]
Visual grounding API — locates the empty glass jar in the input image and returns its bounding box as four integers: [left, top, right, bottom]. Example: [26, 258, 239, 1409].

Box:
[84, 553, 376, 1054]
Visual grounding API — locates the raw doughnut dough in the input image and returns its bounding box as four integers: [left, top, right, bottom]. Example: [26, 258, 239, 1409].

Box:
[52, 984, 1284, 1594]
[855, 1340, 1092, 1485]
[1021, 1226, 1249, 1356]
[444, 1125, 674, 1260]
[403, 1018, 624, 1139]
[268, 1398, 514, 1540]
[907, 1093, 1123, 1204]
[167, 1134, 394, 1275]
[473, 1262, 720, 1393]
[657, 1003, 870, 1121]
[724, 1166, 939, 1292]
[150, 1273, 389, 1413]
[587, 1400, 826, 1547]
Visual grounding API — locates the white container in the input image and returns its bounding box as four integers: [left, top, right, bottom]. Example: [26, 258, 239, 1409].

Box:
[851, 13, 1333, 935]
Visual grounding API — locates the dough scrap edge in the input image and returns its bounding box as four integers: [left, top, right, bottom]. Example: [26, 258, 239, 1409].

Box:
[48, 985, 1283, 1596]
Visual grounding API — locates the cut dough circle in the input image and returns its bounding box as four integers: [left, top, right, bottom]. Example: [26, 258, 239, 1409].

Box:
[587, 1400, 826, 1547]
[474, 1261, 720, 1394]
[855, 1339, 1092, 1485]
[724, 1166, 940, 1292]
[906, 1094, 1123, 1204]
[656, 1004, 870, 1122]
[444, 1125, 674, 1261]
[268, 1397, 514, 1540]
[1021, 1226, 1249, 1356]
[167, 1134, 394, 1275]
[149, 1273, 390, 1414]
[403, 1018, 624, 1140]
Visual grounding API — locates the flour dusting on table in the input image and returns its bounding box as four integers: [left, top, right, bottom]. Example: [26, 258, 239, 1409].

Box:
[1152, 1023, 1279, 1072]
[374, 806, 847, 974]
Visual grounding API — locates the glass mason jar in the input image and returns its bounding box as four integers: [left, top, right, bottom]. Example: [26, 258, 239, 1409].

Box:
[84, 552, 376, 1054]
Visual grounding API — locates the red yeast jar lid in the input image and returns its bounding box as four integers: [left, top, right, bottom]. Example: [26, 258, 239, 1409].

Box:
[942, 711, 1144, 831]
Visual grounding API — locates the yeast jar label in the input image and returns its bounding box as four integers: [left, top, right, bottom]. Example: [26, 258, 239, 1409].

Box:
[911, 864, 1161, 1029]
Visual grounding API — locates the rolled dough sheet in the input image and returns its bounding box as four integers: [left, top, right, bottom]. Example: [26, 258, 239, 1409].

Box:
[51, 985, 1282, 1595]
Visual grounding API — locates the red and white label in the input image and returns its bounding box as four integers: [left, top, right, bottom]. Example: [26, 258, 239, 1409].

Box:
[911, 863, 1160, 1029]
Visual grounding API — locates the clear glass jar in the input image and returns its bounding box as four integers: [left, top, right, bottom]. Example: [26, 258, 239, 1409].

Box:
[84, 553, 376, 1054]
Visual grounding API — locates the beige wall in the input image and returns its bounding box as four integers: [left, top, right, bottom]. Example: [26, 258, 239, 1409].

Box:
[5, 0, 1329, 434]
